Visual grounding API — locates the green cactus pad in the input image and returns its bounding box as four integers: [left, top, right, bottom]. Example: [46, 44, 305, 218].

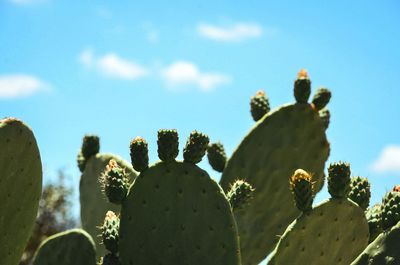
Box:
[268, 198, 369, 265]
[32, 229, 96, 265]
[220, 102, 330, 264]
[80, 153, 136, 257]
[351, 221, 400, 265]
[0, 118, 42, 265]
[119, 161, 241, 265]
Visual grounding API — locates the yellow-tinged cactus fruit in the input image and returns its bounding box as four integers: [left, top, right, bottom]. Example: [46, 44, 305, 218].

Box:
[289, 169, 314, 212]
[101, 160, 129, 205]
[294, 69, 311, 103]
[101, 211, 120, 254]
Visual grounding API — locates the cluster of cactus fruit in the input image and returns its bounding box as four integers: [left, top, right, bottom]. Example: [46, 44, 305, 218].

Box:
[1, 69, 400, 265]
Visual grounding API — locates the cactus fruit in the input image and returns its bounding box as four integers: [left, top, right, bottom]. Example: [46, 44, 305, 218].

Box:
[129, 136, 149, 171]
[349, 176, 371, 210]
[312, 88, 331, 110]
[0, 118, 43, 265]
[366, 204, 383, 242]
[218, 70, 331, 265]
[351, 221, 400, 265]
[250, 90, 270, 121]
[101, 211, 120, 254]
[207, 142, 227, 173]
[381, 190, 400, 230]
[101, 160, 130, 204]
[104, 130, 241, 265]
[79, 136, 136, 258]
[77, 135, 100, 172]
[157, 129, 179, 161]
[227, 180, 255, 211]
[268, 164, 369, 265]
[289, 169, 314, 212]
[32, 229, 96, 265]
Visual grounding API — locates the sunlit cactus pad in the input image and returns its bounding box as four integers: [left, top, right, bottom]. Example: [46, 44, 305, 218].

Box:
[80, 153, 136, 257]
[0, 118, 42, 265]
[119, 161, 241, 265]
[268, 198, 369, 265]
[32, 229, 96, 265]
[220, 103, 330, 264]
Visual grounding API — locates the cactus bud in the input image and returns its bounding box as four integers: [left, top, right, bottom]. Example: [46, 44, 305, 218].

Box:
[312, 88, 331, 110]
[294, 69, 311, 103]
[101, 211, 120, 254]
[129, 136, 149, 172]
[289, 169, 314, 212]
[157, 129, 179, 162]
[250, 90, 270, 121]
[328, 161, 351, 198]
[227, 180, 255, 211]
[81, 134, 100, 159]
[348, 176, 371, 210]
[101, 159, 129, 204]
[207, 142, 227, 172]
[183, 131, 209, 164]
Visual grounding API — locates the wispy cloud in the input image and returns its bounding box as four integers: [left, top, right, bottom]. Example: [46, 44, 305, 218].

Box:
[8, 0, 47, 6]
[161, 61, 230, 91]
[197, 22, 263, 42]
[79, 49, 148, 80]
[0, 74, 50, 99]
[370, 145, 400, 173]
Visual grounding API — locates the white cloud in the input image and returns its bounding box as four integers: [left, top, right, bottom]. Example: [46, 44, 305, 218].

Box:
[370, 145, 400, 173]
[197, 22, 263, 42]
[161, 61, 230, 91]
[79, 49, 148, 80]
[0, 74, 50, 99]
[8, 0, 46, 5]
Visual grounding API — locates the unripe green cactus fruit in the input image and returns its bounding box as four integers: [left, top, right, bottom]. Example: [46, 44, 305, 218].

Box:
[0, 118, 42, 265]
[207, 142, 227, 172]
[130, 136, 149, 171]
[366, 204, 383, 242]
[268, 163, 369, 265]
[349, 176, 371, 210]
[79, 135, 136, 258]
[101, 211, 120, 254]
[227, 179, 255, 211]
[32, 229, 96, 265]
[110, 130, 241, 265]
[183, 130, 210, 164]
[381, 191, 400, 230]
[250, 90, 270, 121]
[101, 160, 129, 204]
[328, 161, 351, 198]
[218, 70, 331, 265]
[312, 88, 331, 110]
[157, 129, 179, 161]
[351, 220, 400, 265]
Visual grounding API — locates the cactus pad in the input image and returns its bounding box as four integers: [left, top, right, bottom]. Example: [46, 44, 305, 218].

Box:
[32, 229, 96, 265]
[118, 131, 241, 265]
[351, 221, 400, 265]
[0, 118, 42, 265]
[219, 79, 330, 264]
[80, 153, 136, 257]
[268, 198, 369, 265]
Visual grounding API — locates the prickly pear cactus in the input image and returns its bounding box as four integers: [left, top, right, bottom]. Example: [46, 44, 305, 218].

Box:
[218, 70, 331, 265]
[79, 135, 136, 257]
[349, 176, 371, 211]
[0, 118, 42, 265]
[268, 163, 369, 265]
[366, 204, 383, 243]
[32, 229, 96, 265]
[351, 221, 400, 265]
[105, 130, 241, 265]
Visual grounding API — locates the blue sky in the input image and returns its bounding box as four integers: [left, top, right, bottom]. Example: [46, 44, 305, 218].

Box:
[1, 0, 400, 230]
